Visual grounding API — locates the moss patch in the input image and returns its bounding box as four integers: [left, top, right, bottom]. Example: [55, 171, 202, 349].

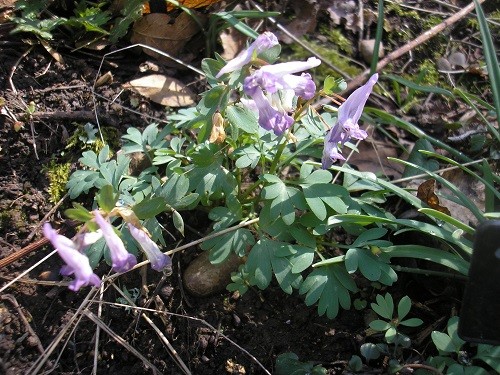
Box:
[44, 159, 71, 204]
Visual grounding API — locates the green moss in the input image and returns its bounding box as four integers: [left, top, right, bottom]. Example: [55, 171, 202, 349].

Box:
[418, 59, 441, 86]
[321, 26, 353, 55]
[44, 159, 71, 204]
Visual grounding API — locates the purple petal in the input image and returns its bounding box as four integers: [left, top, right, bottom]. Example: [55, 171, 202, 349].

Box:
[216, 32, 279, 78]
[337, 73, 378, 126]
[251, 87, 294, 135]
[128, 224, 172, 272]
[93, 211, 136, 273]
[43, 223, 101, 291]
[281, 73, 317, 99]
[259, 57, 321, 77]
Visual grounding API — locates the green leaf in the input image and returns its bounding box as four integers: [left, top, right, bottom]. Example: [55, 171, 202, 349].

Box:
[299, 265, 357, 319]
[301, 183, 348, 220]
[431, 331, 455, 353]
[64, 203, 93, 222]
[402, 139, 439, 178]
[370, 319, 391, 332]
[132, 197, 167, 219]
[475, 344, 500, 373]
[261, 175, 306, 225]
[233, 145, 261, 169]
[246, 238, 302, 294]
[397, 296, 412, 320]
[400, 318, 423, 327]
[85, 237, 106, 269]
[352, 227, 388, 247]
[345, 248, 396, 284]
[200, 228, 254, 264]
[275, 352, 327, 375]
[97, 185, 118, 213]
[323, 76, 346, 95]
[371, 293, 394, 320]
[189, 145, 237, 203]
[360, 343, 382, 361]
[381, 245, 469, 275]
[226, 105, 259, 134]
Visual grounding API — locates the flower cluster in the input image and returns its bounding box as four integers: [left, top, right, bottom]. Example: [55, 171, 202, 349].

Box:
[44, 210, 172, 291]
[218, 32, 321, 135]
[322, 73, 378, 168]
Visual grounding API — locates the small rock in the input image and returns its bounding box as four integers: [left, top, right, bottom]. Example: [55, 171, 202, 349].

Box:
[183, 251, 244, 297]
[359, 39, 384, 64]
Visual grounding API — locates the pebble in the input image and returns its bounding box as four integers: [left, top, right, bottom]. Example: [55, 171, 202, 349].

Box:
[183, 251, 244, 297]
[359, 39, 385, 64]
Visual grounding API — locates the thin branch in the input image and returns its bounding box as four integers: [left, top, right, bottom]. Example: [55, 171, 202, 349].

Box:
[343, 0, 486, 93]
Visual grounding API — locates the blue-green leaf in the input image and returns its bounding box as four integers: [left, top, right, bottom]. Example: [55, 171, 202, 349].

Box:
[299, 265, 357, 319]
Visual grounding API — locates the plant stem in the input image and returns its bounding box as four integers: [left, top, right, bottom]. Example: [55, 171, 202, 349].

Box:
[268, 132, 288, 175]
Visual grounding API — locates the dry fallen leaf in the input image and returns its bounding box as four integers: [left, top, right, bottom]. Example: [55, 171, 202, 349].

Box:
[219, 27, 247, 60]
[417, 179, 451, 216]
[130, 12, 203, 62]
[123, 74, 196, 107]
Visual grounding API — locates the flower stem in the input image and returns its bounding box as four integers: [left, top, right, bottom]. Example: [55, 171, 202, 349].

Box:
[268, 132, 288, 175]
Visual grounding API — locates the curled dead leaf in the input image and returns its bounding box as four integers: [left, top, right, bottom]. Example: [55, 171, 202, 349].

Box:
[123, 74, 196, 107]
[417, 179, 451, 216]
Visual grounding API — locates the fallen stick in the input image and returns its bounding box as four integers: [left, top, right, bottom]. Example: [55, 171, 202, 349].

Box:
[344, 0, 486, 92]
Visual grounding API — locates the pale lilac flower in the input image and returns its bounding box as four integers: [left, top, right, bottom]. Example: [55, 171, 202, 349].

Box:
[216, 32, 279, 78]
[93, 210, 137, 273]
[244, 57, 321, 99]
[43, 223, 101, 291]
[250, 87, 294, 135]
[242, 57, 321, 135]
[322, 73, 378, 169]
[128, 224, 172, 272]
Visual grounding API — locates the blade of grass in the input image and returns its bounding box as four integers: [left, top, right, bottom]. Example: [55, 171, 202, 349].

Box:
[418, 208, 474, 235]
[370, 0, 385, 75]
[454, 88, 500, 142]
[473, 0, 500, 128]
[384, 74, 453, 97]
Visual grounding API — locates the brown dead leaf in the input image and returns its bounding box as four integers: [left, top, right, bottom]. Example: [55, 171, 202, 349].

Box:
[123, 74, 196, 107]
[219, 27, 246, 61]
[130, 12, 204, 62]
[417, 179, 451, 216]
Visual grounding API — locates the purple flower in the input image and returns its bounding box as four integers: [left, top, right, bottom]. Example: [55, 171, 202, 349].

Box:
[93, 211, 137, 273]
[128, 224, 172, 272]
[43, 223, 101, 291]
[322, 73, 378, 169]
[250, 87, 294, 135]
[244, 57, 321, 99]
[216, 32, 279, 78]
[242, 57, 321, 135]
